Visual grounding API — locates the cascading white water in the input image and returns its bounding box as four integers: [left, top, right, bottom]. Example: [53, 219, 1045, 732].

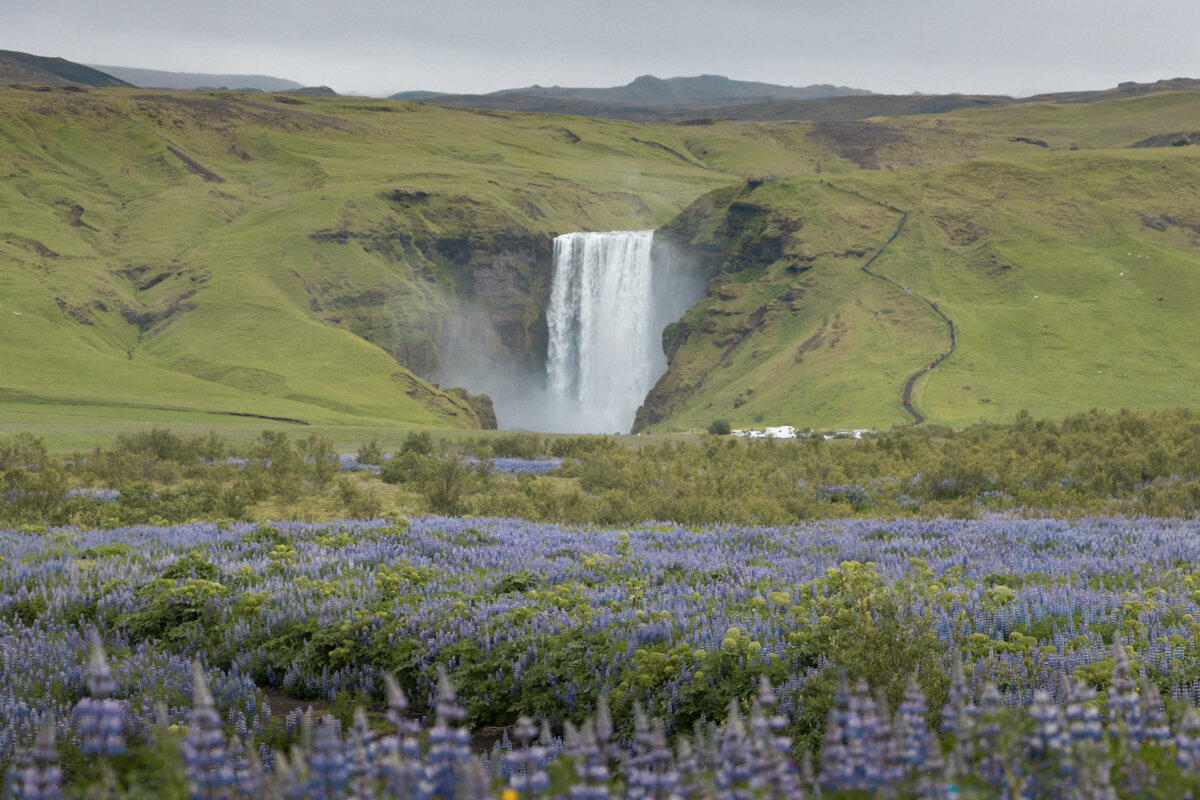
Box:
[438, 229, 701, 433]
[546, 231, 663, 433]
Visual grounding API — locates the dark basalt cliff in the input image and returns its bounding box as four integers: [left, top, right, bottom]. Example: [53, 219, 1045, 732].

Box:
[305, 206, 555, 423]
[633, 183, 789, 431]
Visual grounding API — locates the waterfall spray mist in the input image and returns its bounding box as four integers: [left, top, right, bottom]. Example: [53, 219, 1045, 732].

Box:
[439, 230, 703, 433]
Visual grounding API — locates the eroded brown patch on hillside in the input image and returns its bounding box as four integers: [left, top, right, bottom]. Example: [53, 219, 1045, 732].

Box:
[808, 121, 910, 169]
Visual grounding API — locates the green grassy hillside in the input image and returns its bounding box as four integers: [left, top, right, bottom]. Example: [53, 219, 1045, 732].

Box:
[639, 90, 1200, 430]
[3, 84, 1200, 437]
[0, 87, 828, 435]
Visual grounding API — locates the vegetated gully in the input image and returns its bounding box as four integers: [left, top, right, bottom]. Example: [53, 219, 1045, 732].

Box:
[828, 184, 957, 424]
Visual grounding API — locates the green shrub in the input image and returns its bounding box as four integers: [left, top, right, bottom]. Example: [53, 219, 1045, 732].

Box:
[380, 451, 431, 484]
[424, 456, 473, 515]
[336, 476, 383, 519]
[355, 439, 384, 466]
[0, 432, 49, 469]
[400, 431, 434, 456]
[491, 433, 543, 459]
[707, 419, 732, 435]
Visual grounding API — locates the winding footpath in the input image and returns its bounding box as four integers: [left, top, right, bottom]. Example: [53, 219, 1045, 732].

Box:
[824, 183, 958, 424]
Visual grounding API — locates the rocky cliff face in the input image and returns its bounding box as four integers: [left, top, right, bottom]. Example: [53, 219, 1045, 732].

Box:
[633, 183, 787, 431]
[437, 234, 554, 377]
[305, 193, 557, 416]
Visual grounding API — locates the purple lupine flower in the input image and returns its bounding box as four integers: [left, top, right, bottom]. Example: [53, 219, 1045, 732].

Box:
[229, 736, 264, 797]
[347, 707, 377, 800]
[624, 706, 676, 800]
[819, 707, 850, 791]
[844, 678, 884, 791]
[380, 673, 421, 797]
[181, 661, 234, 800]
[1064, 680, 1102, 744]
[259, 742, 276, 775]
[16, 716, 63, 800]
[565, 719, 610, 800]
[506, 715, 551, 798]
[1138, 679, 1170, 744]
[1175, 706, 1200, 771]
[1027, 690, 1064, 758]
[976, 681, 1005, 788]
[421, 667, 471, 799]
[86, 633, 116, 698]
[306, 716, 349, 798]
[1106, 634, 1141, 742]
[748, 678, 799, 799]
[716, 699, 755, 799]
[72, 637, 125, 758]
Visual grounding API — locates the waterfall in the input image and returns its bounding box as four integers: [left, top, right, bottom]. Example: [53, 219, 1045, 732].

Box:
[546, 231, 665, 433]
[440, 229, 701, 433]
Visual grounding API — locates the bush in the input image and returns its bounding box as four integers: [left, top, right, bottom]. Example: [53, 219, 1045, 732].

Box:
[1, 465, 69, 524]
[0, 432, 49, 469]
[424, 457, 473, 515]
[336, 476, 383, 519]
[549, 435, 619, 459]
[355, 439, 384, 466]
[707, 419, 732, 435]
[400, 431, 434, 456]
[380, 451, 431, 485]
[298, 433, 337, 490]
[491, 433, 543, 460]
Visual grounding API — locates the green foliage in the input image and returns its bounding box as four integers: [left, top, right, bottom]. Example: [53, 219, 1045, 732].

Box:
[493, 570, 537, 595]
[5, 406, 1200, 528]
[298, 433, 338, 490]
[707, 419, 732, 436]
[400, 431, 434, 456]
[490, 433, 544, 459]
[243, 525, 288, 546]
[0, 464, 68, 523]
[335, 476, 383, 519]
[787, 562, 949, 755]
[379, 450, 429, 484]
[159, 552, 221, 581]
[376, 559, 438, 595]
[355, 439, 384, 466]
[2, 595, 47, 625]
[123, 576, 227, 643]
[0, 432, 50, 468]
[548, 436, 620, 459]
[424, 456, 474, 515]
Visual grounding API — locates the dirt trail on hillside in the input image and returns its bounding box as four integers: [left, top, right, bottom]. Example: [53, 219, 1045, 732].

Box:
[822, 182, 958, 423]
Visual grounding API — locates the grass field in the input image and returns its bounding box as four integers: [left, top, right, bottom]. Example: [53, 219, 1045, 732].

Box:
[639, 95, 1200, 431]
[4, 85, 1200, 438]
[0, 88, 836, 438]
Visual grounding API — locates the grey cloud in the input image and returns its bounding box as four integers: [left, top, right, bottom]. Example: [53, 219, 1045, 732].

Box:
[3, 0, 1197, 96]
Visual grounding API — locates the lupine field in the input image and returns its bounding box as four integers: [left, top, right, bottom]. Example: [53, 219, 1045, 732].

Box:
[4, 413, 1200, 797]
[6, 512, 1200, 797]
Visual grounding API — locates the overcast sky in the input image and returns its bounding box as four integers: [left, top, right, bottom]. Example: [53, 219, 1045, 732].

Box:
[5, 0, 1198, 97]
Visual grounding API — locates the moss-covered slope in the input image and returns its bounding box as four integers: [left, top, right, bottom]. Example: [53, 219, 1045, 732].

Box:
[4, 84, 1200, 434]
[638, 89, 1200, 430]
[0, 87, 828, 429]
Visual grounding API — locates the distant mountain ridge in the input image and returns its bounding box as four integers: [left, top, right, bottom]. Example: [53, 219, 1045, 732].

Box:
[396, 75, 1200, 123]
[390, 73, 871, 113]
[498, 74, 872, 105]
[87, 64, 303, 92]
[0, 50, 131, 88]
